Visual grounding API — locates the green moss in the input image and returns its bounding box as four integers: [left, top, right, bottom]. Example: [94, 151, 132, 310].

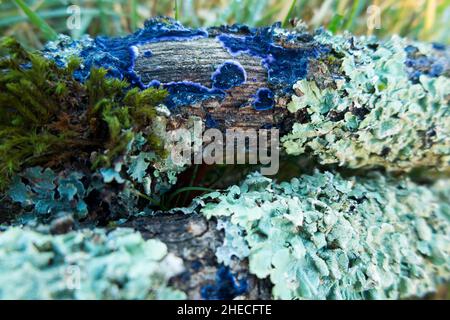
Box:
[0, 37, 168, 189]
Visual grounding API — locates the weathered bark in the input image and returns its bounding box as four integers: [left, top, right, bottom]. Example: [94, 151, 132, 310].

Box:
[133, 38, 288, 131]
[123, 213, 272, 299]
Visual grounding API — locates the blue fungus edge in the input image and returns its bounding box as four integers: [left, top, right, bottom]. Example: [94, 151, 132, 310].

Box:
[140, 79, 226, 108]
[161, 81, 226, 109]
[253, 88, 275, 111]
[217, 23, 330, 91]
[211, 60, 247, 90]
[78, 17, 208, 86]
[205, 113, 219, 129]
[200, 266, 248, 300]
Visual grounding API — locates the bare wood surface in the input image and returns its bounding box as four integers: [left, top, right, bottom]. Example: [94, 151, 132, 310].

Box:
[123, 212, 272, 299]
[133, 38, 292, 131]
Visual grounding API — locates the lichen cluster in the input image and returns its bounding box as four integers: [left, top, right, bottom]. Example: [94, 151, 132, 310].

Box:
[6, 134, 186, 226]
[200, 171, 450, 299]
[283, 33, 450, 171]
[0, 227, 186, 299]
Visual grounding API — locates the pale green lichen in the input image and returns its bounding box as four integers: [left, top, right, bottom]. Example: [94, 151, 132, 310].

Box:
[200, 171, 450, 299]
[215, 219, 250, 266]
[7, 167, 88, 221]
[0, 227, 186, 299]
[283, 34, 450, 171]
[5, 127, 188, 224]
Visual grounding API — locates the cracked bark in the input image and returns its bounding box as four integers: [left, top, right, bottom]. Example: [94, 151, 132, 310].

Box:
[133, 37, 298, 132]
[123, 213, 272, 300]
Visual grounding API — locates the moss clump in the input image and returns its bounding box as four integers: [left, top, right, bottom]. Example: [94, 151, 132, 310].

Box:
[0, 37, 168, 189]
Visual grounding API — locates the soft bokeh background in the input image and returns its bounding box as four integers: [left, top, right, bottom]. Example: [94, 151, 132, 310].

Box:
[1, 0, 449, 49]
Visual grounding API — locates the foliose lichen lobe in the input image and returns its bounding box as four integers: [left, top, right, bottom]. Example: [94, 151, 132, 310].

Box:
[199, 171, 450, 300]
[0, 227, 186, 299]
[283, 32, 450, 171]
[5, 127, 188, 227]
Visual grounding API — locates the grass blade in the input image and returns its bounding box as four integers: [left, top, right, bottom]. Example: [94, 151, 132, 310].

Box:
[12, 0, 58, 40]
[343, 0, 366, 32]
[130, 0, 138, 31]
[174, 0, 179, 21]
[97, 0, 108, 35]
[328, 13, 344, 33]
[168, 186, 216, 204]
[283, 0, 298, 27]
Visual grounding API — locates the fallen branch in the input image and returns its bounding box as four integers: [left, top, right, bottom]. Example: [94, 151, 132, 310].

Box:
[44, 16, 450, 171]
[0, 17, 449, 300]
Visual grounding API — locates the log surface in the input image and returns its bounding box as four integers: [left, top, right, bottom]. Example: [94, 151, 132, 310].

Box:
[31, 17, 449, 299]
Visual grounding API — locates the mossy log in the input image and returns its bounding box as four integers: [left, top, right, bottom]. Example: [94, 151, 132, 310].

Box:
[0, 17, 449, 300]
[43, 17, 450, 172]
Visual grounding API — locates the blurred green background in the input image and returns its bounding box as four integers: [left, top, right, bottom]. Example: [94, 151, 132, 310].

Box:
[1, 0, 449, 49]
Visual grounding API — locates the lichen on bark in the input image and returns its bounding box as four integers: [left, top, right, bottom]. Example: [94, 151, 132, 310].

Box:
[283, 33, 450, 172]
[0, 17, 449, 300]
[199, 171, 450, 299]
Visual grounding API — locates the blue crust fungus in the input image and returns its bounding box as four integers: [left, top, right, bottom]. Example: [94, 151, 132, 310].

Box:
[201, 265, 248, 300]
[217, 23, 329, 90]
[160, 81, 226, 109]
[44, 18, 220, 109]
[253, 88, 275, 110]
[78, 17, 207, 84]
[211, 61, 247, 90]
[0, 227, 186, 299]
[200, 171, 450, 299]
[42, 18, 333, 110]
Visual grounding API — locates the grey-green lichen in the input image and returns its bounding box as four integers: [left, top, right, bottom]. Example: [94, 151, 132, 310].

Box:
[4, 128, 188, 226]
[0, 227, 186, 299]
[200, 171, 450, 299]
[283, 33, 450, 171]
